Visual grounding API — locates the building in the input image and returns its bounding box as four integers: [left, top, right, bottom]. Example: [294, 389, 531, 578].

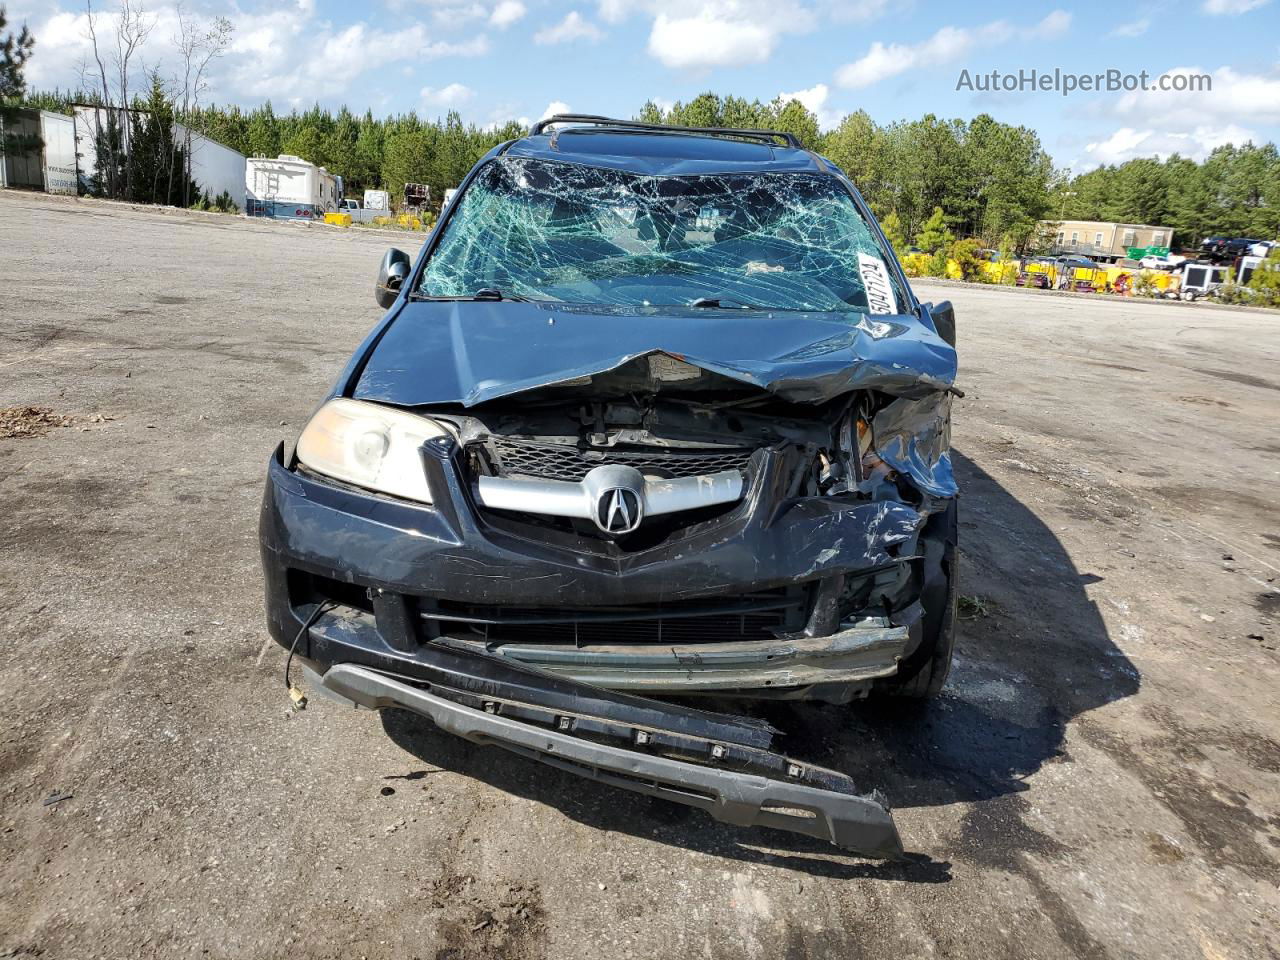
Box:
[0, 108, 77, 194]
[72, 104, 246, 204]
[1039, 219, 1176, 263]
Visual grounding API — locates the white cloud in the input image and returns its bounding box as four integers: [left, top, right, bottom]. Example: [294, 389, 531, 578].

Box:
[20, 11, 91, 90]
[777, 82, 828, 114]
[422, 2, 489, 27]
[776, 82, 840, 129]
[1083, 124, 1259, 165]
[1031, 10, 1071, 37]
[1071, 65, 1279, 169]
[534, 11, 603, 44]
[540, 100, 572, 120]
[19, 1, 488, 106]
[1110, 17, 1150, 37]
[240, 26, 488, 101]
[597, 1, 816, 70]
[421, 82, 476, 107]
[648, 11, 775, 68]
[835, 11, 1071, 89]
[489, 0, 526, 27]
[1113, 65, 1280, 128]
[823, 0, 891, 22]
[24, 5, 192, 91]
[1202, 0, 1270, 13]
[596, 0, 634, 23]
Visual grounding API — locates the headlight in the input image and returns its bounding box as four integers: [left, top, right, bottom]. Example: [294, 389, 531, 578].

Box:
[295, 398, 450, 503]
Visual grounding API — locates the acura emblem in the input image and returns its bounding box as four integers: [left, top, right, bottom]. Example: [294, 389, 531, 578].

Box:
[596, 486, 642, 534]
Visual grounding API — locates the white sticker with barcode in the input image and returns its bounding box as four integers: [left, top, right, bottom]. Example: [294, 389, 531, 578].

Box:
[857, 252, 899, 315]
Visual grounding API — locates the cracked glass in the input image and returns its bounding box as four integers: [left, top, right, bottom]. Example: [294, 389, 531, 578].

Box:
[420, 156, 904, 314]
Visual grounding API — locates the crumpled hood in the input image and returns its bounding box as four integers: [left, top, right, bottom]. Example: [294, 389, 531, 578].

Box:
[352, 300, 957, 408]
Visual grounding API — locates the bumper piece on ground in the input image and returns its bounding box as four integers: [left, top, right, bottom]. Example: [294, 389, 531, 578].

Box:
[314, 662, 905, 859]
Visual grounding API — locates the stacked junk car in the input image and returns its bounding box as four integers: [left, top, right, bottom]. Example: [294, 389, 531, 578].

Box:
[258, 116, 960, 859]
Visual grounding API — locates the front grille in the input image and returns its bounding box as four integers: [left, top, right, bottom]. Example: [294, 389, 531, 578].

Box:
[422, 591, 804, 645]
[480, 436, 754, 482]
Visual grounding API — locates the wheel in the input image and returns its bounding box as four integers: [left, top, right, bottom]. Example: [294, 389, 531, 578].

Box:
[874, 499, 958, 699]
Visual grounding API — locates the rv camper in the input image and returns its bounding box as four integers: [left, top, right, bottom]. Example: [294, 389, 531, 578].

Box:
[245, 155, 339, 219]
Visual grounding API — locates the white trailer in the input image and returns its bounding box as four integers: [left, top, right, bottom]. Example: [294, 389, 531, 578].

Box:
[245, 154, 339, 220]
[184, 131, 246, 206]
[72, 105, 245, 203]
[0, 109, 77, 195]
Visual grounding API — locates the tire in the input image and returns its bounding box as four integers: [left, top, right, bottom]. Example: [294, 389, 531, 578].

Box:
[875, 500, 958, 699]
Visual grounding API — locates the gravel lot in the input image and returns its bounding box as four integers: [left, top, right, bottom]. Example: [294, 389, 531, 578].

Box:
[1, 189, 1278, 960]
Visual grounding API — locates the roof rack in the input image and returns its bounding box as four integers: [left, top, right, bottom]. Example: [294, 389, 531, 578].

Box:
[529, 114, 803, 150]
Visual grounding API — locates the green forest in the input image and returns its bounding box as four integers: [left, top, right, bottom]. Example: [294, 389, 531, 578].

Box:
[17, 86, 1280, 251]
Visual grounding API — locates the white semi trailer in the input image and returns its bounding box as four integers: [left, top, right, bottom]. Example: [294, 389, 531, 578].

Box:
[245, 154, 339, 220]
[0, 109, 77, 195]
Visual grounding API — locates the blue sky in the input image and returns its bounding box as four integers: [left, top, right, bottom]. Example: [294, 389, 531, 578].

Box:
[14, 0, 1280, 171]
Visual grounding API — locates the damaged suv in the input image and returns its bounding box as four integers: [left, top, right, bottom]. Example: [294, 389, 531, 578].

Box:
[259, 116, 958, 859]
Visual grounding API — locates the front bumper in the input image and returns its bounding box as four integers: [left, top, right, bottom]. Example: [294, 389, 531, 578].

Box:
[260, 438, 926, 694]
[260, 437, 926, 856]
[309, 661, 903, 858]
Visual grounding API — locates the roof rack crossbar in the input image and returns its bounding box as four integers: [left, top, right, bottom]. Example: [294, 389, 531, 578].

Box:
[531, 114, 803, 150]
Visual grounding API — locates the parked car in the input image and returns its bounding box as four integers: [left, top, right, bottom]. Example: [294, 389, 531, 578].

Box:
[259, 115, 961, 859]
[1200, 236, 1259, 262]
[1054, 255, 1100, 270]
[1139, 254, 1186, 271]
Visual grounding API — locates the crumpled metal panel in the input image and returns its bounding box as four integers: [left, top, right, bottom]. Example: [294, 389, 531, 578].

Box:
[870, 394, 957, 498]
[353, 302, 955, 407]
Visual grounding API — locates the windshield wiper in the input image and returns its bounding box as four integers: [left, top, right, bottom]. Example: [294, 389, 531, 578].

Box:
[690, 296, 762, 310]
[411, 288, 533, 303]
[471, 288, 531, 302]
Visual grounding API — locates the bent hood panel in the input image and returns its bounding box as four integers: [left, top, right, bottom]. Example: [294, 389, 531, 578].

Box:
[353, 301, 956, 408]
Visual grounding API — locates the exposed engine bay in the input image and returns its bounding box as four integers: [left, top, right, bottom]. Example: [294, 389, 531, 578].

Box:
[341, 350, 955, 704]
[429, 351, 947, 538]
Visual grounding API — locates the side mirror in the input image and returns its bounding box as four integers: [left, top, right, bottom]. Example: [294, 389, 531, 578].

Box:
[924, 300, 956, 347]
[375, 248, 411, 309]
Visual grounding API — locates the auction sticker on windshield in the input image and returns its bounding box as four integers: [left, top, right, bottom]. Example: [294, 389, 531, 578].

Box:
[857, 252, 899, 314]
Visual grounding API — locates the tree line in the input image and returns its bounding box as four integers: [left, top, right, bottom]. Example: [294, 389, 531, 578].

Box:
[12, 82, 1279, 251]
[1054, 147, 1280, 248]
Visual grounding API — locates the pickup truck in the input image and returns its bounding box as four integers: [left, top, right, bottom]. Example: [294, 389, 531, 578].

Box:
[338, 198, 387, 224]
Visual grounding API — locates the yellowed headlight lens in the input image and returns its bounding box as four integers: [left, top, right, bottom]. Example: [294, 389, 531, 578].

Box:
[296, 398, 449, 503]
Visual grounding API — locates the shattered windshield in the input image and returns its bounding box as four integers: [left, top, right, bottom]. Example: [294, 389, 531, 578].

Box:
[419, 157, 905, 314]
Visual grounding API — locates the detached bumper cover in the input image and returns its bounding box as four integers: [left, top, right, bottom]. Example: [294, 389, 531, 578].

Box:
[435, 620, 910, 691]
[313, 662, 904, 858]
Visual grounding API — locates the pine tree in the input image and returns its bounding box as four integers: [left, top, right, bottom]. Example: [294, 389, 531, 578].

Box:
[879, 210, 908, 255]
[915, 207, 953, 254]
[0, 6, 34, 101]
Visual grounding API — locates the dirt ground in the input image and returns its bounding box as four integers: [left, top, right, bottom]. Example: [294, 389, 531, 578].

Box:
[1, 189, 1277, 960]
